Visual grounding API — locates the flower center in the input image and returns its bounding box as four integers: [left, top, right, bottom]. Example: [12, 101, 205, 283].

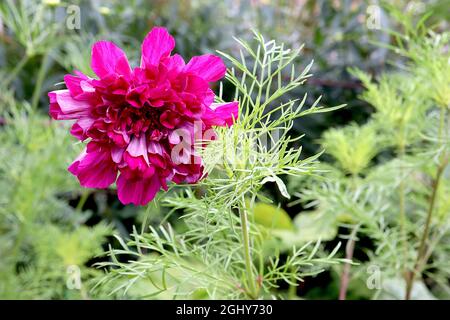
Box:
[115, 104, 164, 138]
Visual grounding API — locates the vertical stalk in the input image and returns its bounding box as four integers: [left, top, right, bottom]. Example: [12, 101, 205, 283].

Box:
[338, 175, 359, 300]
[288, 272, 297, 299]
[397, 127, 409, 280]
[240, 196, 257, 299]
[75, 190, 90, 212]
[416, 164, 446, 264]
[31, 52, 51, 109]
[405, 107, 448, 299]
[339, 224, 359, 300]
[405, 154, 448, 299]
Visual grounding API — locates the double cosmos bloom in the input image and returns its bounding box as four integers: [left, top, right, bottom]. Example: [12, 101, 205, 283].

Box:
[49, 27, 238, 205]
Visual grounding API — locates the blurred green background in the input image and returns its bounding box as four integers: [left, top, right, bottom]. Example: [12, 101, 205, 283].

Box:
[0, 0, 448, 299]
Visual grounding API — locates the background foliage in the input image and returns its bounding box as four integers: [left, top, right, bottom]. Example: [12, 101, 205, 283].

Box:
[0, 0, 449, 299]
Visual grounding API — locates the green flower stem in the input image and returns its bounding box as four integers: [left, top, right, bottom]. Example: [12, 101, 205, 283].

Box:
[338, 224, 359, 300]
[31, 52, 51, 109]
[288, 271, 297, 299]
[75, 190, 90, 213]
[405, 155, 447, 299]
[240, 196, 257, 299]
[405, 107, 448, 300]
[338, 174, 359, 300]
[397, 124, 409, 281]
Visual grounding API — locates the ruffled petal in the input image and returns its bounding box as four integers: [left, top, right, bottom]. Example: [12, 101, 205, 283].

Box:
[111, 146, 126, 164]
[166, 54, 185, 73]
[48, 90, 92, 120]
[184, 54, 226, 82]
[126, 134, 149, 164]
[148, 141, 163, 154]
[141, 27, 175, 68]
[64, 74, 96, 100]
[160, 110, 181, 129]
[172, 162, 203, 184]
[70, 117, 95, 140]
[91, 41, 131, 79]
[116, 173, 160, 205]
[202, 101, 239, 127]
[68, 144, 118, 188]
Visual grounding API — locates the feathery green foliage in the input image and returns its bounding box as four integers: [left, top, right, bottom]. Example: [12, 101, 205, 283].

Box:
[292, 11, 450, 300]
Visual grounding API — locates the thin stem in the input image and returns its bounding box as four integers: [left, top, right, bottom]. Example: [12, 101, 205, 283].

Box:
[405, 108, 448, 300]
[31, 52, 51, 109]
[339, 224, 359, 300]
[288, 272, 297, 299]
[338, 175, 360, 300]
[75, 190, 90, 212]
[417, 166, 446, 260]
[240, 196, 257, 299]
[397, 127, 409, 280]
[405, 157, 447, 299]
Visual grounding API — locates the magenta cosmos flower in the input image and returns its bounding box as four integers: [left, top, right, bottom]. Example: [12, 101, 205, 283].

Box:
[49, 27, 238, 206]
